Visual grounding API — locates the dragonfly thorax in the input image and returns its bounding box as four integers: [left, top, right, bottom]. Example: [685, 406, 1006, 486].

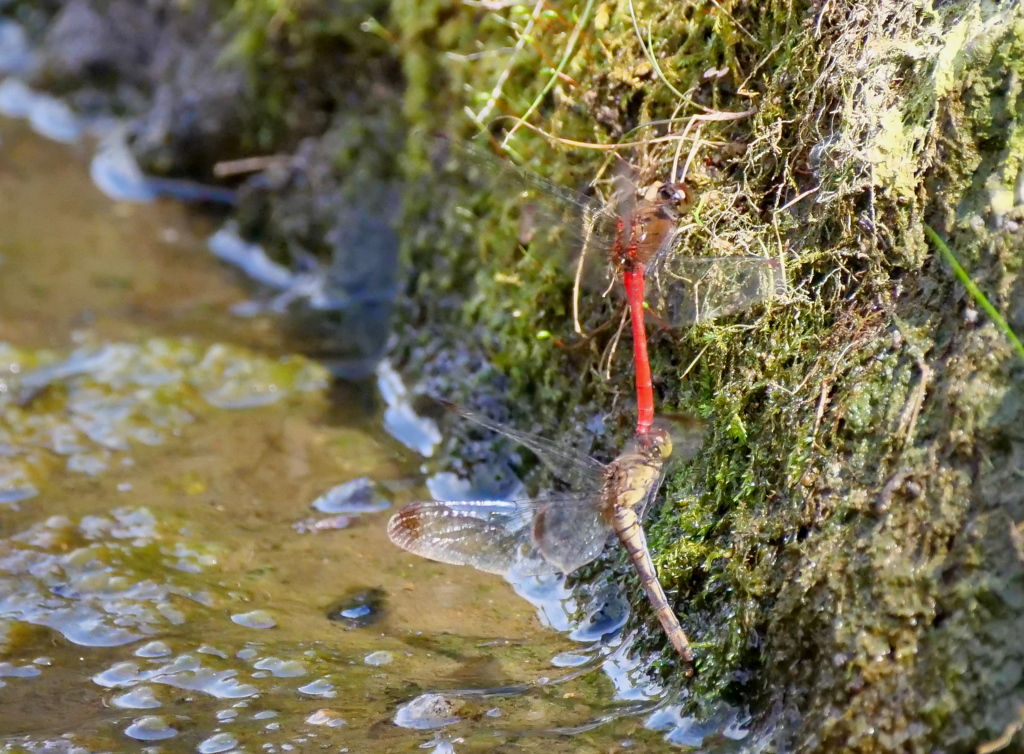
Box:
[600, 426, 672, 516]
[613, 182, 692, 274]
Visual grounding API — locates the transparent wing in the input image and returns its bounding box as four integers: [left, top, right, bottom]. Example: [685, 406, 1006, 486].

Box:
[658, 415, 707, 464]
[444, 404, 606, 494]
[532, 501, 613, 575]
[387, 494, 612, 577]
[388, 499, 540, 576]
[646, 256, 786, 328]
[434, 137, 788, 333]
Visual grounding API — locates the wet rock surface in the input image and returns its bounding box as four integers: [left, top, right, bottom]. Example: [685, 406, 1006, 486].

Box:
[325, 587, 387, 629]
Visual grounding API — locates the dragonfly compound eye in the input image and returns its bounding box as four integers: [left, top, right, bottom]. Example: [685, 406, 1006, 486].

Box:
[656, 183, 681, 202]
[643, 427, 673, 459]
[655, 183, 693, 216]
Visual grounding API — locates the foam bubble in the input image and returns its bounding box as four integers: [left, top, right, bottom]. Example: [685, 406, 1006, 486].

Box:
[0, 661, 41, 687]
[252, 657, 307, 677]
[124, 715, 177, 741]
[231, 610, 276, 629]
[311, 478, 389, 514]
[305, 709, 346, 727]
[94, 654, 257, 699]
[550, 651, 591, 668]
[363, 651, 393, 667]
[197, 732, 238, 753]
[135, 641, 172, 658]
[111, 685, 161, 709]
[297, 678, 336, 698]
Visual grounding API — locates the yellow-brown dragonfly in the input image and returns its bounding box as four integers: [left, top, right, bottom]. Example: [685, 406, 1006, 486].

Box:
[387, 407, 704, 666]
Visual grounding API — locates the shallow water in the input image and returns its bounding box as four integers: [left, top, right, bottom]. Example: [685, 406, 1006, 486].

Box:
[0, 120, 725, 753]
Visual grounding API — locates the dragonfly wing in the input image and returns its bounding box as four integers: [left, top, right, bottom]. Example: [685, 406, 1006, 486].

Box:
[658, 414, 707, 464]
[445, 405, 606, 493]
[387, 499, 539, 576]
[533, 500, 613, 575]
[388, 493, 613, 577]
[647, 256, 786, 328]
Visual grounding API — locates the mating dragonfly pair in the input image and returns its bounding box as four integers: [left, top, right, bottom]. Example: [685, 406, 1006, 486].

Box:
[388, 137, 785, 668]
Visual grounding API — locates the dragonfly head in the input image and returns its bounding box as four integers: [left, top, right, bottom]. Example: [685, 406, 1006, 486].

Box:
[653, 182, 695, 218]
[641, 424, 674, 461]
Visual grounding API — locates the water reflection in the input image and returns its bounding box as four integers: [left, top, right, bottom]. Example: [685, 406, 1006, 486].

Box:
[0, 77, 80, 143]
[377, 360, 442, 457]
[393, 693, 464, 730]
[311, 477, 391, 514]
[326, 588, 387, 629]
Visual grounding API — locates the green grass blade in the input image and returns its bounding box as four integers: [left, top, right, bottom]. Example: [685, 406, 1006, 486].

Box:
[924, 223, 1024, 362]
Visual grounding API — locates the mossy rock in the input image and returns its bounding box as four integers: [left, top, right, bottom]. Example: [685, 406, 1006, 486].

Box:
[386, 1, 1024, 750]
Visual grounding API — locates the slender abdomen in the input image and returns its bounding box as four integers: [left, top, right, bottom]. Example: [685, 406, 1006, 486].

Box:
[612, 507, 694, 667]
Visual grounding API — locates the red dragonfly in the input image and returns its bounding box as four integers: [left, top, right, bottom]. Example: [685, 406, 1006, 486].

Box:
[387, 405, 705, 667]
[441, 138, 786, 435]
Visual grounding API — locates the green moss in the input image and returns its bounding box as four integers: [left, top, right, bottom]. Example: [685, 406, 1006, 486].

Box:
[385, 0, 1024, 750]
[221, 0, 396, 150]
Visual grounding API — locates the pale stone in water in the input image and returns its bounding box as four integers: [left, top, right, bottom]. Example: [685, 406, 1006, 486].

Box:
[112, 685, 161, 709]
[197, 732, 238, 753]
[363, 651, 393, 666]
[306, 709, 347, 727]
[231, 610, 276, 629]
[123, 715, 177, 741]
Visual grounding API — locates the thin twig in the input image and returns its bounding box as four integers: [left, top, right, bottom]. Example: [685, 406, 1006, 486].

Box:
[894, 355, 932, 449]
[779, 185, 820, 212]
[737, 37, 786, 96]
[977, 706, 1024, 754]
[667, 101, 687, 180]
[708, 0, 759, 44]
[601, 304, 630, 379]
[495, 109, 754, 152]
[573, 211, 598, 335]
[1008, 520, 1024, 563]
[678, 341, 712, 382]
[213, 155, 289, 177]
[679, 123, 704, 183]
[460, 0, 527, 8]
[627, 0, 688, 103]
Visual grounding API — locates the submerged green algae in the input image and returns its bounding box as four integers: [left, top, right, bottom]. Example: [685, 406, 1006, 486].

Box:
[0, 339, 330, 506]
